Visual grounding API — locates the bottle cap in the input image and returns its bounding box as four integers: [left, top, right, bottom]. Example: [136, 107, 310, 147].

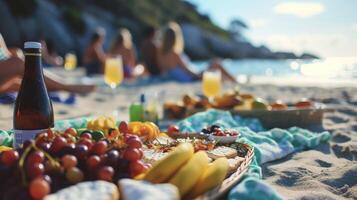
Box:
[24, 42, 41, 49]
[140, 94, 146, 104]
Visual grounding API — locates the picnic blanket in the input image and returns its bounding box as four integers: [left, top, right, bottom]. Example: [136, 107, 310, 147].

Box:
[176, 109, 331, 200]
[0, 109, 331, 200]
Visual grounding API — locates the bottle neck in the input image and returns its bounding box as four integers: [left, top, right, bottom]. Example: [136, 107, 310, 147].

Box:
[24, 48, 43, 80]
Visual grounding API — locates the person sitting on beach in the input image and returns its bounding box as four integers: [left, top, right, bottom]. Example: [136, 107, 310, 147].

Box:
[0, 34, 95, 94]
[83, 28, 107, 76]
[140, 26, 161, 76]
[158, 22, 237, 83]
[108, 28, 144, 78]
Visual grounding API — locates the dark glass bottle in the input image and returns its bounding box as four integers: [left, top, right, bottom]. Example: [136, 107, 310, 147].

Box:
[13, 42, 54, 147]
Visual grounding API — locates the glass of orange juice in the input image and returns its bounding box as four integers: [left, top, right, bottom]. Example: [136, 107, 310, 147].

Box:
[104, 57, 123, 118]
[105, 57, 123, 90]
[202, 69, 221, 101]
[64, 53, 77, 71]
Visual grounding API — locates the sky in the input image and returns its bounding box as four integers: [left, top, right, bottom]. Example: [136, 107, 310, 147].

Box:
[188, 0, 357, 58]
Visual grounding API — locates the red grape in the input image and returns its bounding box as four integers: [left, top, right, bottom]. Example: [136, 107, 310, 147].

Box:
[97, 166, 114, 181]
[44, 160, 63, 174]
[129, 160, 146, 177]
[86, 155, 101, 170]
[66, 167, 84, 183]
[78, 138, 93, 150]
[27, 162, 45, 179]
[42, 174, 52, 184]
[80, 132, 92, 140]
[51, 136, 67, 153]
[167, 125, 179, 135]
[65, 135, 76, 144]
[58, 143, 75, 157]
[126, 137, 142, 148]
[35, 132, 49, 146]
[123, 148, 141, 161]
[29, 177, 50, 200]
[27, 151, 45, 164]
[39, 142, 51, 152]
[91, 141, 108, 155]
[119, 121, 128, 133]
[61, 155, 78, 169]
[74, 144, 89, 158]
[1, 150, 19, 167]
[64, 128, 77, 137]
[106, 150, 119, 166]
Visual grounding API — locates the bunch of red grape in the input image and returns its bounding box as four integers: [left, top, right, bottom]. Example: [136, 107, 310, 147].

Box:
[0, 121, 148, 200]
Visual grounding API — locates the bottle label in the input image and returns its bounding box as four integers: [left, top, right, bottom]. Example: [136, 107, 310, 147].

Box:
[13, 129, 48, 148]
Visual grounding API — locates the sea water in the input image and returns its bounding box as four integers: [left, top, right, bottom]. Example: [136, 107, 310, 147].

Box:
[191, 57, 357, 87]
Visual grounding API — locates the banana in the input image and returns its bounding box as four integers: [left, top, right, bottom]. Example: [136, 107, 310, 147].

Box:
[0, 146, 12, 152]
[169, 151, 209, 197]
[144, 143, 194, 184]
[133, 173, 146, 180]
[187, 157, 229, 198]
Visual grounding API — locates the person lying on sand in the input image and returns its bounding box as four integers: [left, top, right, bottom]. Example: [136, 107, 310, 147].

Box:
[108, 28, 144, 78]
[0, 34, 95, 94]
[158, 22, 237, 83]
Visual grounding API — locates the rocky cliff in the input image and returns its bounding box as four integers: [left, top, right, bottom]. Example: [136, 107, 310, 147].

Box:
[0, 0, 318, 61]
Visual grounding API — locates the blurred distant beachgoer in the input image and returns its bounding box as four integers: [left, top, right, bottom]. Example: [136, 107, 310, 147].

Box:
[0, 34, 95, 94]
[41, 39, 63, 67]
[83, 28, 106, 75]
[140, 26, 161, 76]
[158, 22, 236, 82]
[108, 28, 143, 78]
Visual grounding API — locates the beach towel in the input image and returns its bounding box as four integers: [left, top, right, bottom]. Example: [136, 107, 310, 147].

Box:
[176, 109, 331, 200]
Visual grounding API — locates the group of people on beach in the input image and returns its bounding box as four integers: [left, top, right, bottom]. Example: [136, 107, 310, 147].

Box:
[0, 22, 236, 94]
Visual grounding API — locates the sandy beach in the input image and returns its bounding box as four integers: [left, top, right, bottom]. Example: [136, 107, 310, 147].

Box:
[0, 80, 356, 199]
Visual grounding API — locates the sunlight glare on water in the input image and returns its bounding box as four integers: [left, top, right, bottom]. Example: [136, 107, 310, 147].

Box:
[300, 57, 357, 79]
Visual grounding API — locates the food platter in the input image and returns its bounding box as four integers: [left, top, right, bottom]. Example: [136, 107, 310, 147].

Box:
[164, 92, 332, 129]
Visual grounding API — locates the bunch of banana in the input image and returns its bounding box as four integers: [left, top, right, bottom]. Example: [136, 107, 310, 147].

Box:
[143, 143, 229, 198]
[87, 116, 117, 134]
[128, 121, 160, 141]
[0, 146, 12, 152]
[187, 158, 229, 198]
